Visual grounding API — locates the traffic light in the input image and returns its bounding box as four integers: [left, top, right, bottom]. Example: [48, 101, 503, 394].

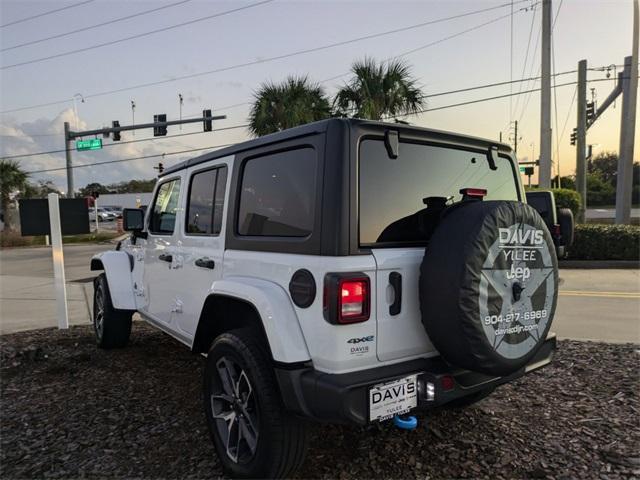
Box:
[112, 121, 121, 141]
[586, 101, 595, 122]
[570, 128, 577, 146]
[154, 114, 167, 136]
[203, 109, 212, 132]
[154, 162, 164, 174]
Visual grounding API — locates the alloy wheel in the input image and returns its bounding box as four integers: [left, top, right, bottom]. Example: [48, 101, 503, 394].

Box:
[210, 356, 259, 464]
[94, 284, 105, 337]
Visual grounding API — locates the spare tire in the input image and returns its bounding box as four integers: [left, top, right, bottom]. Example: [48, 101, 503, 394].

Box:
[419, 200, 558, 376]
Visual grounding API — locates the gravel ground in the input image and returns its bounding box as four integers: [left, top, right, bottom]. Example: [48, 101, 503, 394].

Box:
[1, 323, 638, 479]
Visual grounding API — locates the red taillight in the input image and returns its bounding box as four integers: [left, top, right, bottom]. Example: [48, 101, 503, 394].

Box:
[441, 375, 455, 391]
[460, 187, 488, 198]
[340, 279, 368, 322]
[324, 274, 370, 324]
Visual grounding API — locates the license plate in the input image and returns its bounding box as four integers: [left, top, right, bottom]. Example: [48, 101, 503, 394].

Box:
[369, 374, 418, 422]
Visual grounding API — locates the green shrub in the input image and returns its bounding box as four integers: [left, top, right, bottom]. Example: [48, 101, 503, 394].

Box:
[550, 188, 581, 217]
[567, 224, 640, 261]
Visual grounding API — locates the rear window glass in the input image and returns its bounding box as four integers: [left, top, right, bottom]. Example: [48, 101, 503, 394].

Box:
[238, 147, 316, 237]
[359, 139, 518, 246]
[186, 166, 228, 235]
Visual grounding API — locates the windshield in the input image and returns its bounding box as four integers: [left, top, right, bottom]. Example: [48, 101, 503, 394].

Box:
[359, 139, 519, 246]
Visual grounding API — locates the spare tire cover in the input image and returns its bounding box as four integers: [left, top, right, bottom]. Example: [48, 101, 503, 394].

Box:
[419, 200, 558, 376]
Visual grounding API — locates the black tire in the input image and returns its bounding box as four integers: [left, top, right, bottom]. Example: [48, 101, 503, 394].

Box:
[445, 387, 495, 410]
[203, 329, 308, 479]
[93, 274, 132, 349]
[420, 200, 559, 376]
[557, 207, 574, 247]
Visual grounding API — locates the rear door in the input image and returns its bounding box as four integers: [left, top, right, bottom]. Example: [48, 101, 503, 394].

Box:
[357, 138, 521, 362]
[171, 158, 231, 339]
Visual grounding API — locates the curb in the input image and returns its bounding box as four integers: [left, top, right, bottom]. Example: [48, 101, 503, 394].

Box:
[559, 260, 640, 269]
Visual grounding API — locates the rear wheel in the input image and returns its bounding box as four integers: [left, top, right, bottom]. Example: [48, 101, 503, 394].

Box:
[204, 329, 308, 479]
[93, 274, 132, 348]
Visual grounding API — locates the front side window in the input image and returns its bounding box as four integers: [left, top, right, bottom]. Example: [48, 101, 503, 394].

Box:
[186, 166, 228, 235]
[149, 178, 181, 234]
[237, 148, 316, 237]
[359, 139, 518, 246]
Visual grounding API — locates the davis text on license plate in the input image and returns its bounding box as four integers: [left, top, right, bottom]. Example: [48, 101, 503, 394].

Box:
[369, 374, 418, 422]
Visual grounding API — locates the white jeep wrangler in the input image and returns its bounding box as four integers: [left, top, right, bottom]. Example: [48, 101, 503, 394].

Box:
[90, 118, 560, 478]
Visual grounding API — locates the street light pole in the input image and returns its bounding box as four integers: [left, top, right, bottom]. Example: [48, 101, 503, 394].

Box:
[64, 121, 74, 198]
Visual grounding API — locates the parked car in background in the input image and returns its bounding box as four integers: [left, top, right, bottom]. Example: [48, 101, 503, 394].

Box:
[102, 205, 123, 217]
[89, 207, 115, 222]
[525, 190, 574, 258]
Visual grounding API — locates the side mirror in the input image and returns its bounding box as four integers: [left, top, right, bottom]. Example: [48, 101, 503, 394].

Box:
[122, 208, 145, 232]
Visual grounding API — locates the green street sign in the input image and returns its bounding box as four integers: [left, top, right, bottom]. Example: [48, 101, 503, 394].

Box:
[519, 166, 526, 173]
[76, 138, 102, 151]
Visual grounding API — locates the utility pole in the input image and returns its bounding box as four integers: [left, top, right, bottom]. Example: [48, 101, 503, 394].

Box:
[576, 60, 588, 222]
[615, 0, 639, 224]
[64, 121, 74, 198]
[539, 0, 552, 188]
[513, 120, 519, 154]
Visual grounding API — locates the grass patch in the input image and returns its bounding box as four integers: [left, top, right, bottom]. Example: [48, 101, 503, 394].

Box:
[0, 231, 121, 248]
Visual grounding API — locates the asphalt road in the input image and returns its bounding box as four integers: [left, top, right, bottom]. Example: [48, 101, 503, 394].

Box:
[586, 207, 640, 219]
[0, 245, 638, 343]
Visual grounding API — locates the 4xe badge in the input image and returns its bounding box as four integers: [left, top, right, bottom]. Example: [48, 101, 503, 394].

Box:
[347, 335, 373, 356]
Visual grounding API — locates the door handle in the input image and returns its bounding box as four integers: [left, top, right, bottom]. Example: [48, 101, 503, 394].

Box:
[195, 257, 215, 269]
[389, 271, 402, 316]
[159, 253, 173, 263]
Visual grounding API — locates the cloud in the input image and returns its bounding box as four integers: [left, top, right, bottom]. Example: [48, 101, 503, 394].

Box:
[0, 108, 195, 193]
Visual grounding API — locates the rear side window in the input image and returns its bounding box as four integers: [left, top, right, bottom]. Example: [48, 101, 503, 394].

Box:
[149, 178, 181, 235]
[359, 139, 518, 246]
[237, 148, 316, 237]
[186, 166, 228, 235]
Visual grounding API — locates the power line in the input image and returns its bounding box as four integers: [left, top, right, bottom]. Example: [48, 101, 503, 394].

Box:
[26, 76, 630, 174]
[5, 70, 583, 160]
[1, 0, 194, 52]
[26, 143, 236, 174]
[511, 2, 537, 120]
[558, 86, 577, 147]
[1, 0, 275, 70]
[0, 0, 95, 28]
[2, 124, 250, 160]
[0, 0, 533, 113]
[517, 0, 563, 126]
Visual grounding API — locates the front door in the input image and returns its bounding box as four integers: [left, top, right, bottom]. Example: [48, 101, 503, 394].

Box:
[171, 159, 231, 339]
[142, 176, 183, 326]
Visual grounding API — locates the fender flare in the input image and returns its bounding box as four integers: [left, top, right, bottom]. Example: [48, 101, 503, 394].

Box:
[204, 277, 311, 364]
[90, 251, 136, 310]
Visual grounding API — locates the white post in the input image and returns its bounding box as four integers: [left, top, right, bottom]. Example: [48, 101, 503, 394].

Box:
[48, 193, 69, 329]
[94, 198, 99, 233]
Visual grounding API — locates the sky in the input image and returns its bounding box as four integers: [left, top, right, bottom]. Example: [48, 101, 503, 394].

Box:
[0, 0, 638, 193]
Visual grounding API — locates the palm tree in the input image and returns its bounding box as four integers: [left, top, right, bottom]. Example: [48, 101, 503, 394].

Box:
[0, 159, 28, 231]
[249, 76, 332, 136]
[334, 58, 425, 120]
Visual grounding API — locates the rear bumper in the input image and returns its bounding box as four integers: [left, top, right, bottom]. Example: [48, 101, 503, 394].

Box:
[276, 334, 556, 426]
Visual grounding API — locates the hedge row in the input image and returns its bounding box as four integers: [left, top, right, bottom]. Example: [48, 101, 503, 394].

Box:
[550, 188, 581, 217]
[566, 224, 640, 261]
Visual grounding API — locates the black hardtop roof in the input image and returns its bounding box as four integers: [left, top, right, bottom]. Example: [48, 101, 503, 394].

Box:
[161, 118, 513, 176]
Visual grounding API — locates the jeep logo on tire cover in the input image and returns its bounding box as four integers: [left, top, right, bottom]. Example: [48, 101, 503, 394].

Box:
[478, 223, 556, 359]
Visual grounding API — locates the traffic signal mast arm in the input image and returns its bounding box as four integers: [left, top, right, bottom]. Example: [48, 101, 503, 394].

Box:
[586, 72, 623, 130]
[66, 112, 226, 140]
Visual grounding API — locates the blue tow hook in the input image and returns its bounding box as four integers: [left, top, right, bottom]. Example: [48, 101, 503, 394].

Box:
[393, 414, 418, 430]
